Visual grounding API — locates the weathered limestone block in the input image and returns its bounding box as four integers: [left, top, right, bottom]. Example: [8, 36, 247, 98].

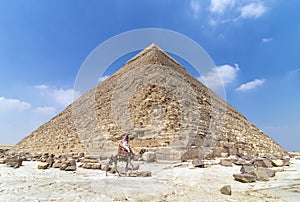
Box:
[6, 157, 22, 168]
[233, 174, 257, 183]
[257, 167, 275, 177]
[38, 163, 49, 169]
[252, 170, 269, 181]
[220, 159, 232, 167]
[240, 165, 255, 174]
[252, 158, 273, 168]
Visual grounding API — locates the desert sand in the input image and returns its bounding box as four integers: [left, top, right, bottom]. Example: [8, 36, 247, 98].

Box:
[0, 158, 299, 202]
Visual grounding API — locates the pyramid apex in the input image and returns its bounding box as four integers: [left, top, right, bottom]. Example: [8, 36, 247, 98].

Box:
[125, 43, 182, 67]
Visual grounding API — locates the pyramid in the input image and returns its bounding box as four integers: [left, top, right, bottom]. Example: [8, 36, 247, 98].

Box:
[12, 44, 287, 160]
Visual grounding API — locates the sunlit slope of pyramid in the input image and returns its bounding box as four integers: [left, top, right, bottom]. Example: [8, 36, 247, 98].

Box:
[12, 44, 287, 160]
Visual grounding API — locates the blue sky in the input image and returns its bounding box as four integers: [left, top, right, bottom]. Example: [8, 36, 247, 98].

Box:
[0, 0, 299, 151]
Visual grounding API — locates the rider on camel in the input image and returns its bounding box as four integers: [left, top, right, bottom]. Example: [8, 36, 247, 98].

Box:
[121, 134, 131, 154]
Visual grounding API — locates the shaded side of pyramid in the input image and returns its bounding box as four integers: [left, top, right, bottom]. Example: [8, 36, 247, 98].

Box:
[12, 44, 288, 160]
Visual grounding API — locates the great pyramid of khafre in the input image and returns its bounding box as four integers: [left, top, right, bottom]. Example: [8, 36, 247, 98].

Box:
[12, 44, 288, 160]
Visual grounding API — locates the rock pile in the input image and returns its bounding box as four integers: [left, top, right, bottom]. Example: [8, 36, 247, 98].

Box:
[232, 157, 289, 183]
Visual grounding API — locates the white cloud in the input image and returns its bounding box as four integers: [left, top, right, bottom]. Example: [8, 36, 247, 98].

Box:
[34, 84, 49, 90]
[236, 79, 265, 91]
[199, 64, 239, 89]
[240, 3, 267, 19]
[35, 85, 81, 107]
[190, 0, 201, 19]
[52, 89, 81, 106]
[287, 68, 300, 77]
[210, 0, 235, 14]
[262, 37, 273, 43]
[0, 97, 31, 112]
[34, 106, 56, 115]
[97, 75, 110, 83]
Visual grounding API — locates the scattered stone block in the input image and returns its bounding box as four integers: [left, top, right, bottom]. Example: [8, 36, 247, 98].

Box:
[233, 159, 248, 166]
[82, 163, 101, 170]
[233, 174, 257, 183]
[83, 159, 99, 163]
[220, 159, 232, 167]
[252, 158, 273, 168]
[137, 171, 152, 177]
[6, 157, 22, 168]
[220, 185, 231, 195]
[38, 163, 49, 169]
[142, 152, 156, 162]
[252, 170, 269, 181]
[65, 159, 76, 171]
[257, 167, 275, 177]
[0, 158, 6, 164]
[240, 165, 255, 174]
[53, 160, 62, 168]
[271, 159, 284, 167]
[192, 159, 204, 168]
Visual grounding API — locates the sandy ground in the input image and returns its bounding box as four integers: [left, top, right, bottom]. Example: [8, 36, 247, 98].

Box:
[0, 159, 299, 202]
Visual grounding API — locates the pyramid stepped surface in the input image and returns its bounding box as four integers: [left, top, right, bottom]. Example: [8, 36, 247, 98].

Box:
[12, 44, 287, 160]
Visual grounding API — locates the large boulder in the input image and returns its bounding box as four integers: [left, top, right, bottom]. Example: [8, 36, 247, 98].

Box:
[240, 165, 255, 174]
[142, 152, 156, 162]
[257, 167, 275, 177]
[6, 157, 22, 168]
[252, 158, 273, 168]
[252, 170, 269, 181]
[220, 185, 231, 195]
[233, 174, 257, 183]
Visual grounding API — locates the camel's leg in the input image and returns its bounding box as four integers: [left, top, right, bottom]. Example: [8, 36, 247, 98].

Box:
[114, 159, 121, 177]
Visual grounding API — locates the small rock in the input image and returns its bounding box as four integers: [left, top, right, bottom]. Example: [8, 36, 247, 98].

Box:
[137, 171, 152, 177]
[38, 163, 49, 169]
[142, 152, 156, 162]
[83, 159, 99, 163]
[240, 165, 255, 174]
[0, 158, 6, 164]
[220, 185, 231, 195]
[220, 159, 232, 167]
[192, 159, 204, 168]
[233, 174, 257, 183]
[65, 160, 77, 171]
